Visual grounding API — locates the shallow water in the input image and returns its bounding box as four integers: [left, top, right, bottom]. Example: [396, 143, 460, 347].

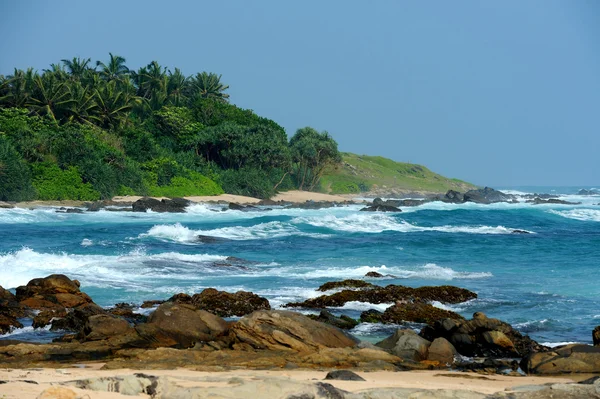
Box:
[1, 187, 599, 344]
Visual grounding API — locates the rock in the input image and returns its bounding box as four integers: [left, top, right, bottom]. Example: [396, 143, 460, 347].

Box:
[380, 301, 465, 325]
[578, 189, 600, 196]
[0, 314, 23, 334]
[36, 386, 79, 399]
[324, 370, 365, 381]
[317, 279, 375, 292]
[313, 310, 359, 330]
[81, 314, 133, 341]
[0, 201, 15, 209]
[188, 288, 271, 317]
[521, 344, 600, 374]
[527, 197, 581, 205]
[365, 271, 384, 278]
[228, 202, 260, 211]
[0, 285, 26, 319]
[359, 309, 383, 323]
[229, 310, 358, 352]
[443, 190, 465, 203]
[108, 303, 147, 324]
[141, 299, 165, 308]
[456, 357, 520, 375]
[512, 229, 531, 234]
[463, 187, 515, 204]
[427, 337, 457, 365]
[360, 204, 402, 212]
[289, 201, 342, 210]
[132, 197, 190, 213]
[420, 312, 545, 358]
[33, 309, 67, 328]
[50, 303, 107, 332]
[195, 234, 231, 243]
[286, 284, 477, 309]
[376, 329, 431, 361]
[139, 302, 229, 348]
[594, 326, 600, 346]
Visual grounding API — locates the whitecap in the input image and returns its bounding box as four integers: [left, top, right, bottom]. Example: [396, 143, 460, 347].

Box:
[80, 238, 94, 247]
[539, 341, 582, 348]
[549, 209, 600, 222]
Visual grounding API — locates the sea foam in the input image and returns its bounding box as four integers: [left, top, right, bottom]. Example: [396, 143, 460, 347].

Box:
[549, 209, 600, 222]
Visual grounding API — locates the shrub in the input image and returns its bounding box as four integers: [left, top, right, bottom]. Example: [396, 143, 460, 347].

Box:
[31, 162, 100, 201]
[0, 135, 36, 201]
[330, 181, 361, 194]
[147, 171, 223, 197]
[218, 168, 277, 199]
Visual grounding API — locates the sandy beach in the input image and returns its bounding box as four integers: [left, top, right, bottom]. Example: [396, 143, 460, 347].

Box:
[0, 367, 579, 398]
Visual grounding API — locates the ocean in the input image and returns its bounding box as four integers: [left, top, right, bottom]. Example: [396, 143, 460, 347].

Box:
[1, 187, 599, 346]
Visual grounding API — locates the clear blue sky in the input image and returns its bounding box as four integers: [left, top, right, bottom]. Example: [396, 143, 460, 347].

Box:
[1, 0, 599, 186]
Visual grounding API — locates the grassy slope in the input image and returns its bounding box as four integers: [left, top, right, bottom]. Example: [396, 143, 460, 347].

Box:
[319, 153, 477, 195]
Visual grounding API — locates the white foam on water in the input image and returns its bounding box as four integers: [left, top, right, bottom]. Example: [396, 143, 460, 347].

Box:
[334, 301, 393, 312]
[0, 324, 51, 338]
[80, 239, 94, 247]
[549, 209, 600, 222]
[393, 264, 493, 280]
[140, 223, 199, 243]
[540, 341, 581, 348]
[292, 214, 533, 234]
[0, 247, 228, 289]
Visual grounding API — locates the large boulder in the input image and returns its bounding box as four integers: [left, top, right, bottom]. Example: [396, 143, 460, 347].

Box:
[463, 187, 514, 204]
[419, 312, 544, 358]
[0, 285, 26, 319]
[81, 314, 133, 341]
[427, 337, 457, 364]
[442, 190, 464, 203]
[132, 197, 190, 213]
[594, 326, 600, 346]
[312, 310, 359, 330]
[0, 314, 23, 335]
[15, 274, 92, 310]
[50, 303, 107, 332]
[137, 302, 229, 348]
[521, 344, 600, 374]
[229, 310, 358, 352]
[360, 204, 402, 212]
[188, 288, 271, 317]
[285, 284, 477, 308]
[376, 329, 431, 361]
[379, 301, 465, 325]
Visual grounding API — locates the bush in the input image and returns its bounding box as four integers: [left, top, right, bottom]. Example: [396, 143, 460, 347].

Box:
[0, 135, 36, 201]
[329, 181, 361, 194]
[147, 171, 223, 197]
[31, 162, 100, 201]
[218, 168, 277, 199]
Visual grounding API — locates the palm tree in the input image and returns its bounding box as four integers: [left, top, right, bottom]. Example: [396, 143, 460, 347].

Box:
[28, 71, 74, 123]
[0, 68, 36, 108]
[65, 82, 99, 125]
[93, 80, 139, 129]
[189, 72, 230, 102]
[167, 68, 189, 106]
[96, 53, 129, 83]
[61, 57, 93, 79]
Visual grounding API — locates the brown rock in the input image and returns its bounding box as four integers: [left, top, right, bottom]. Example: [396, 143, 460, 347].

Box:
[81, 314, 133, 341]
[230, 310, 357, 352]
[521, 344, 600, 374]
[427, 337, 457, 365]
[0, 314, 23, 334]
[139, 302, 229, 348]
[317, 279, 375, 292]
[0, 285, 26, 319]
[33, 309, 68, 328]
[375, 329, 431, 361]
[15, 274, 92, 311]
[593, 326, 600, 346]
[50, 303, 107, 332]
[189, 288, 271, 317]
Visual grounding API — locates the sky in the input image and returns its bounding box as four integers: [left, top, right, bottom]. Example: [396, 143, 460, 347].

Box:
[1, 1, 599, 187]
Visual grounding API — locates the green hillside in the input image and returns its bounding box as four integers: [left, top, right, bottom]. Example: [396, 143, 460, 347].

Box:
[319, 153, 476, 195]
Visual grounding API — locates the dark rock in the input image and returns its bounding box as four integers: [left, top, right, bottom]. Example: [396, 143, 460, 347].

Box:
[360, 205, 402, 212]
[168, 293, 193, 304]
[578, 376, 600, 384]
[285, 284, 477, 309]
[456, 357, 520, 375]
[578, 189, 600, 196]
[0, 314, 23, 334]
[16, 274, 93, 310]
[527, 197, 581, 205]
[442, 190, 464, 203]
[313, 310, 359, 330]
[0, 285, 26, 319]
[50, 303, 107, 332]
[180, 288, 271, 317]
[365, 271, 385, 278]
[86, 201, 105, 212]
[420, 312, 546, 359]
[229, 310, 358, 351]
[522, 193, 559, 199]
[317, 279, 375, 292]
[397, 199, 430, 207]
[360, 309, 384, 323]
[521, 344, 600, 374]
[288, 201, 343, 210]
[380, 301, 465, 325]
[132, 197, 190, 213]
[376, 329, 431, 361]
[593, 325, 600, 346]
[140, 300, 165, 309]
[195, 235, 231, 244]
[257, 199, 285, 206]
[108, 303, 147, 324]
[463, 187, 515, 204]
[32, 308, 67, 328]
[511, 229, 531, 234]
[56, 208, 84, 214]
[228, 202, 253, 211]
[138, 302, 229, 349]
[324, 370, 365, 381]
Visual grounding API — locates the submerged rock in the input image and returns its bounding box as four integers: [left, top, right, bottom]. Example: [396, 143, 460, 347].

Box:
[195, 234, 231, 244]
[526, 197, 581, 205]
[360, 204, 402, 212]
[312, 310, 359, 330]
[132, 197, 190, 213]
[317, 279, 374, 292]
[578, 189, 600, 196]
[380, 301, 465, 325]
[189, 288, 271, 317]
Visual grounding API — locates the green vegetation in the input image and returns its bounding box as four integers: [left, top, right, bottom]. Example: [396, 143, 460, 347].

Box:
[320, 153, 476, 194]
[0, 53, 472, 202]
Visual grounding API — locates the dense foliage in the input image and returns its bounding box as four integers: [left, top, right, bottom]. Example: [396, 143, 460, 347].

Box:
[0, 54, 341, 200]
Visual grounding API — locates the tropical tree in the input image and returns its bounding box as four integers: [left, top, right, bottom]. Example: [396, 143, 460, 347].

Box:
[93, 80, 139, 129]
[96, 53, 129, 83]
[166, 68, 189, 106]
[61, 57, 93, 79]
[188, 72, 229, 102]
[0, 68, 36, 108]
[289, 127, 341, 190]
[28, 71, 73, 123]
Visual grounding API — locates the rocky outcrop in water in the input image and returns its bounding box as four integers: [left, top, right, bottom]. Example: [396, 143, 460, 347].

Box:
[463, 187, 516, 204]
[0, 286, 25, 334]
[578, 189, 600, 196]
[317, 279, 374, 291]
[311, 310, 359, 330]
[132, 197, 190, 212]
[170, 288, 271, 317]
[285, 282, 477, 308]
[375, 301, 465, 325]
[526, 197, 581, 205]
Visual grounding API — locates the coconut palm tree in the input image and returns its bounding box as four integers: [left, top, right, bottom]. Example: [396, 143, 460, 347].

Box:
[96, 53, 129, 83]
[0, 68, 36, 108]
[93, 80, 139, 129]
[28, 71, 73, 122]
[61, 57, 93, 80]
[189, 72, 229, 102]
[167, 68, 189, 106]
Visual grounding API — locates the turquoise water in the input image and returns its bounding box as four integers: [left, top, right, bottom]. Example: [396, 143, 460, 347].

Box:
[1, 187, 599, 345]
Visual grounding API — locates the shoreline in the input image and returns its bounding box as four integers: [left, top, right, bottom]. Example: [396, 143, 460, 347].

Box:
[0, 367, 583, 398]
